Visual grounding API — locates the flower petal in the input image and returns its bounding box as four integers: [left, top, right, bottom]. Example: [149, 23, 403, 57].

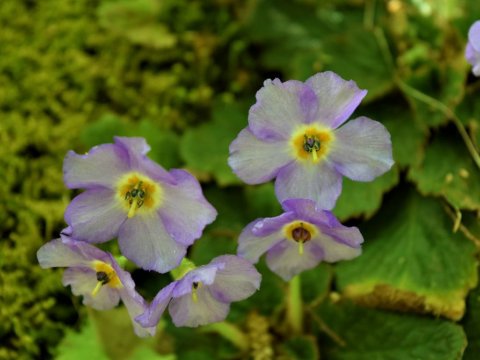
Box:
[169, 286, 230, 327]
[266, 240, 324, 281]
[118, 213, 186, 273]
[172, 264, 219, 298]
[305, 71, 367, 129]
[468, 21, 480, 53]
[329, 117, 394, 181]
[248, 79, 315, 140]
[114, 137, 174, 184]
[62, 268, 120, 310]
[238, 220, 286, 263]
[136, 282, 177, 328]
[159, 169, 217, 247]
[63, 144, 129, 189]
[228, 128, 293, 184]
[312, 228, 362, 262]
[37, 238, 107, 269]
[281, 199, 339, 228]
[275, 160, 342, 210]
[65, 188, 126, 244]
[209, 255, 261, 303]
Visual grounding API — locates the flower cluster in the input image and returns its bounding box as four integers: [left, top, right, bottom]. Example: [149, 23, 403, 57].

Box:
[38, 71, 394, 337]
[38, 137, 261, 335]
[229, 71, 393, 279]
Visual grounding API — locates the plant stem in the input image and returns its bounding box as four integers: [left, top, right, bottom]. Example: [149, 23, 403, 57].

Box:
[397, 79, 480, 170]
[287, 275, 303, 334]
[200, 322, 249, 351]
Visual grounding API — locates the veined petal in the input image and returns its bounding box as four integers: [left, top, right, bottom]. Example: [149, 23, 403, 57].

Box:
[209, 255, 261, 303]
[111, 257, 156, 337]
[275, 160, 342, 210]
[114, 137, 174, 184]
[65, 188, 126, 244]
[248, 79, 315, 140]
[238, 221, 286, 263]
[169, 286, 230, 327]
[62, 268, 120, 310]
[37, 238, 107, 269]
[159, 169, 217, 247]
[136, 282, 177, 328]
[63, 144, 129, 189]
[266, 240, 324, 281]
[312, 229, 362, 262]
[281, 199, 337, 227]
[118, 213, 186, 273]
[172, 264, 219, 298]
[305, 71, 367, 129]
[329, 117, 394, 181]
[468, 21, 480, 52]
[228, 128, 293, 184]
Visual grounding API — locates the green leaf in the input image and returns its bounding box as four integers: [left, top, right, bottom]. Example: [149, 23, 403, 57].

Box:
[333, 166, 399, 221]
[409, 130, 480, 211]
[56, 319, 109, 360]
[80, 113, 128, 149]
[300, 263, 333, 304]
[282, 336, 319, 360]
[244, 183, 282, 221]
[463, 269, 480, 360]
[317, 300, 467, 360]
[336, 186, 478, 320]
[179, 101, 247, 186]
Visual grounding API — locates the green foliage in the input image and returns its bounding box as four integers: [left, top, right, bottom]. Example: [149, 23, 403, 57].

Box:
[317, 300, 467, 360]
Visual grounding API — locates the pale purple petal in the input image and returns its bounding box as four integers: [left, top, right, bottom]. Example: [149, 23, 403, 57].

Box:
[466, 43, 480, 76]
[159, 169, 217, 246]
[280, 198, 336, 227]
[266, 240, 324, 281]
[228, 128, 293, 184]
[111, 257, 156, 337]
[329, 117, 394, 181]
[237, 221, 286, 263]
[209, 255, 261, 303]
[275, 161, 342, 210]
[37, 238, 107, 269]
[65, 188, 126, 244]
[311, 230, 362, 262]
[468, 21, 480, 52]
[169, 286, 230, 327]
[251, 212, 296, 237]
[114, 136, 173, 183]
[136, 282, 177, 328]
[63, 144, 129, 189]
[62, 268, 120, 310]
[248, 79, 315, 140]
[305, 71, 367, 129]
[118, 213, 186, 273]
[172, 264, 220, 298]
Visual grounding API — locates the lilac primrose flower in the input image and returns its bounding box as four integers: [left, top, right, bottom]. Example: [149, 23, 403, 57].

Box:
[136, 255, 261, 328]
[63, 136, 217, 273]
[238, 199, 363, 281]
[228, 71, 394, 210]
[37, 231, 155, 337]
[466, 21, 480, 76]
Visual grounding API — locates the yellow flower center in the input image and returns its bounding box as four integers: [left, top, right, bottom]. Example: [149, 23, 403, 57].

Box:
[192, 281, 202, 303]
[282, 221, 317, 255]
[290, 125, 334, 163]
[90, 261, 123, 296]
[116, 172, 163, 218]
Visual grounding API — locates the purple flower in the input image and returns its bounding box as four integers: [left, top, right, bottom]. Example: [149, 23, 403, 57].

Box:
[37, 232, 155, 337]
[228, 72, 394, 210]
[466, 21, 480, 76]
[63, 136, 217, 273]
[136, 255, 261, 328]
[237, 199, 363, 281]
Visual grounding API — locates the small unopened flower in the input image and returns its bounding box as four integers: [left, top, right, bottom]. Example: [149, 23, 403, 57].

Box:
[466, 21, 480, 76]
[63, 137, 217, 273]
[228, 72, 394, 209]
[136, 256, 261, 328]
[37, 232, 155, 337]
[238, 199, 363, 280]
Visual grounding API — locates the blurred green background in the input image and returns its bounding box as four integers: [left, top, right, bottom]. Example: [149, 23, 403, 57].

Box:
[1, 0, 480, 359]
